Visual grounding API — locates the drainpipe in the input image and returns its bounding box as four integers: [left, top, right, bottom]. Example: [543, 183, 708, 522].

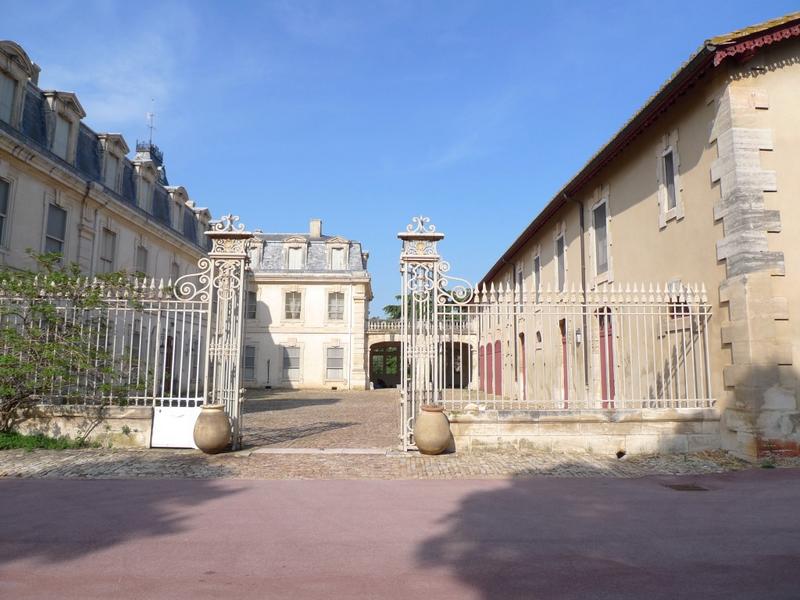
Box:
[77, 181, 92, 274]
[565, 192, 590, 389]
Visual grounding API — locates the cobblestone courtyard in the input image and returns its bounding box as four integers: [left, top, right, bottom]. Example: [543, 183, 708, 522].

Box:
[3, 389, 799, 480]
[0, 444, 777, 480]
[241, 388, 399, 449]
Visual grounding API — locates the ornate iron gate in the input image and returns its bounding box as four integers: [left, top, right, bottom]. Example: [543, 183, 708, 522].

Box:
[398, 216, 713, 451]
[0, 214, 254, 450]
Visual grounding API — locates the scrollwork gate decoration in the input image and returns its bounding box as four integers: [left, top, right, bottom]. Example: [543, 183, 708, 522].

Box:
[200, 214, 253, 449]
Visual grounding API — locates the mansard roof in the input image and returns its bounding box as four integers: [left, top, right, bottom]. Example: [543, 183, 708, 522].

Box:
[0, 41, 210, 251]
[252, 231, 369, 274]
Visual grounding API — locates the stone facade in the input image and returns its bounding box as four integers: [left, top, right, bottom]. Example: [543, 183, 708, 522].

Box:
[0, 40, 211, 279]
[244, 219, 372, 390]
[480, 14, 800, 459]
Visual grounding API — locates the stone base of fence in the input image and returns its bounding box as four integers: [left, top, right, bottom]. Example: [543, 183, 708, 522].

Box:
[447, 408, 721, 456]
[16, 405, 153, 448]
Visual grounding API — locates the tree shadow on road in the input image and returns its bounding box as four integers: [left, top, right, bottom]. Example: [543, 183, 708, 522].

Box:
[0, 453, 242, 568]
[414, 465, 800, 599]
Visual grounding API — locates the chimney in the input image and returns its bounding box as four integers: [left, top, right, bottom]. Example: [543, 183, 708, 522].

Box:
[310, 218, 322, 238]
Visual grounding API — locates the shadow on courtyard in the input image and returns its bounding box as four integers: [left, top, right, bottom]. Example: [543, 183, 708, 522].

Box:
[242, 420, 358, 447]
[0, 454, 242, 568]
[414, 465, 800, 599]
[243, 397, 340, 413]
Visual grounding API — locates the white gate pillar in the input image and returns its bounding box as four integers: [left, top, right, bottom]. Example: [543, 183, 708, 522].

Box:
[204, 214, 253, 450]
[398, 216, 445, 450]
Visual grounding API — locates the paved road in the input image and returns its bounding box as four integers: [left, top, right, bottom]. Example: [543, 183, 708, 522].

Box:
[2, 469, 800, 599]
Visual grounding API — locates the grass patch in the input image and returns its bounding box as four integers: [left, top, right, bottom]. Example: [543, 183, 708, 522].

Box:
[0, 431, 95, 450]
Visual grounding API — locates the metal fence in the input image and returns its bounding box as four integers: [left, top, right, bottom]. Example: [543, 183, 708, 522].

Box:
[436, 282, 713, 412]
[0, 276, 209, 408]
[0, 215, 254, 448]
[398, 216, 714, 449]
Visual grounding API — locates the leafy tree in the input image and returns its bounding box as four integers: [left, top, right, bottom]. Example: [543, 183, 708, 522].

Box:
[382, 295, 402, 320]
[0, 254, 136, 436]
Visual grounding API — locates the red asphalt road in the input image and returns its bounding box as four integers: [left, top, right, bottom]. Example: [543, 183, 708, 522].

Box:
[1, 469, 800, 599]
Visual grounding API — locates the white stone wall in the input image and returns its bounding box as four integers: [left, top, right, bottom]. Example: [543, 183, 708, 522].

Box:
[243, 278, 369, 390]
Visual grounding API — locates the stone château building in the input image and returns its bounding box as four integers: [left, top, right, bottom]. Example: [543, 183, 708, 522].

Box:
[244, 219, 372, 390]
[0, 40, 211, 278]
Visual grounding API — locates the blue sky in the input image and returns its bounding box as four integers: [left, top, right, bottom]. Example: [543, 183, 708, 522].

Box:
[6, 0, 798, 313]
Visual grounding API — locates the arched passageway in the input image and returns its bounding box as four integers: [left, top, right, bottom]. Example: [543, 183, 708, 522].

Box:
[370, 342, 401, 388]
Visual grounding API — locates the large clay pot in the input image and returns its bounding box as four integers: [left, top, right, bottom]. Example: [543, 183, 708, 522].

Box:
[414, 405, 451, 455]
[193, 404, 231, 454]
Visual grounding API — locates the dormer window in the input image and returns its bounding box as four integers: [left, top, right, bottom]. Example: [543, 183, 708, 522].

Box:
[52, 114, 71, 160]
[105, 154, 119, 190]
[331, 247, 346, 270]
[139, 179, 152, 212]
[287, 246, 304, 270]
[0, 71, 16, 123]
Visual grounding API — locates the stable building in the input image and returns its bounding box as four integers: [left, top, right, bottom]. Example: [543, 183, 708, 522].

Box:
[479, 12, 800, 460]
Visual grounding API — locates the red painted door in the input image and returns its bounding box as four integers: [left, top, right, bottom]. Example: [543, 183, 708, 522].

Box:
[485, 343, 493, 395]
[560, 320, 568, 408]
[479, 345, 485, 393]
[599, 310, 616, 408]
[494, 340, 502, 398]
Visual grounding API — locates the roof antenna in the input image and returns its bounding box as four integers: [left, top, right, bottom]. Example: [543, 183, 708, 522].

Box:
[146, 99, 156, 145]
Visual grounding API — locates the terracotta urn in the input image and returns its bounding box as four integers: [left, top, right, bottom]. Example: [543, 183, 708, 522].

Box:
[413, 404, 451, 455]
[193, 404, 231, 454]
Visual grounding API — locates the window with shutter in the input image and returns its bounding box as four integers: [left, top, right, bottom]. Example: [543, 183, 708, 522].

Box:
[98, 228, 116, 273]
[243, 346, 256, 380]
[326, 347, 344, 380]
[593, 202, 608, 275]
[45, 204, 67, 255]
[283, 347, 300, 380]
[328, 292, 345, 320]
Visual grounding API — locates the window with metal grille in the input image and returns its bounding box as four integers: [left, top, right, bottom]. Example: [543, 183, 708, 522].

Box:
[243, 346, 256, 380]
[283, 346, 300, 380]
[326, 347, 344, 380]
[135, 245, 148, 273]
[52, 114, 70, 160]
[0, 179, 9, 247]
[45, 204, 67, 255]
[593, 201, 608, 275]
[0, 71, 16, 123]
[287, 246, 303, 270]
[98, 228, 116, 273]
[285, 291, 301, 319]
[663, 150, 677, 211]
[533, 255, 541, 302]
[246, 291, 258, 319]
[330, 247, 346, 270]
[328, 292, 344, 320]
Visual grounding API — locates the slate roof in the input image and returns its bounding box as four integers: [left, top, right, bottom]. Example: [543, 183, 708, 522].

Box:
[252, 233, 369, 274]
[0, 78, 207, 251]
